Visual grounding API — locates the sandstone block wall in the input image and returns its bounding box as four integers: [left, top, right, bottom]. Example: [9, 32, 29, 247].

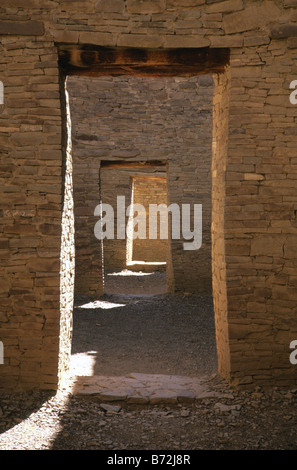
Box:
[0, 38, 64, 391]
[0, 0, 297, 391]
[72, 152, 103, 297]
[226, 44, 297, 387]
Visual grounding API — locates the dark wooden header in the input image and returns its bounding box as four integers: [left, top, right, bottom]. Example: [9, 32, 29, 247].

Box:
[100, 161, 167, 169]
[58, 44, 229, 77]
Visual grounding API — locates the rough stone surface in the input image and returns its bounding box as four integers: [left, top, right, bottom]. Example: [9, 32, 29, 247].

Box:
[270, 24, 297, 39]
[0, 375, 297, 450]
[223, 2, 280, 34]
[0, 21, 44, 36]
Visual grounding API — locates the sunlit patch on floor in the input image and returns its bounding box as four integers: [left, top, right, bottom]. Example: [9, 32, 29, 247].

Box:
[107, 269, 155, 277]
[126, 262, 166, 268]
[77, 300, 126, 309]
[70, 351, 97, 377]
[0, 387, 73, 450]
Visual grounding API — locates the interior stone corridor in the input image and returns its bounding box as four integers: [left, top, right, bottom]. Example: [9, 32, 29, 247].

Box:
[69, 270, 216, 401]
[0, 273, 296, 450]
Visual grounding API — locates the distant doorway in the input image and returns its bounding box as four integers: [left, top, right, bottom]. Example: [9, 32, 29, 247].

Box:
[99, 161, 169, 295]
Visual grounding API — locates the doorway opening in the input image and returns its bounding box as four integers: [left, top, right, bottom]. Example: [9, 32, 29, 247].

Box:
[58, 45, 231, 394]
[99, 160, 169, 296]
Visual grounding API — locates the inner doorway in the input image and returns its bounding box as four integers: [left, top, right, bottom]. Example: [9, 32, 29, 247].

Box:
[99, 161, 169, 296]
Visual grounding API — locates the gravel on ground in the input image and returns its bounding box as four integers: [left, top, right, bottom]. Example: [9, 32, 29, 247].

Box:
[0, 271, 296, 450]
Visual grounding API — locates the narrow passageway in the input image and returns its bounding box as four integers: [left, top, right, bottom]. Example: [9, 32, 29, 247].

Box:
[71, 271, 217, 378]
[69, 271, 217, 402]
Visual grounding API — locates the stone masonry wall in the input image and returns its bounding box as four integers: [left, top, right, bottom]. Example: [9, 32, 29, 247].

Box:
[212, 68, 231, 381]
[226, 44, 297, 387]
[0, 38, 64, 391]
[0, 0, 297, 391]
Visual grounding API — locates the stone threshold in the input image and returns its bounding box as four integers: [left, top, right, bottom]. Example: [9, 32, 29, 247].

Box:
[72, 373, 225, 405]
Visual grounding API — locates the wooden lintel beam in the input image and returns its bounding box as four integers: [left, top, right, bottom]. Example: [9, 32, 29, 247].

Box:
[58, 44, 229, 77]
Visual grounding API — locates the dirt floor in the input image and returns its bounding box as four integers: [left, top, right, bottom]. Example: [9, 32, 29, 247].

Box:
[0, 271, 296, 451]
[70, 270, 217, 378]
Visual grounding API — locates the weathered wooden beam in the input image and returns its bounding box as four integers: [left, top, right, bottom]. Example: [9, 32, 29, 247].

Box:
[100, 161, 167, 169]
[58, 44, 229, 77]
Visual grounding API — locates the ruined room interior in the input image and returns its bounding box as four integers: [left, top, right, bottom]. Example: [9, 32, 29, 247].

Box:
[1, 0, 297, 451]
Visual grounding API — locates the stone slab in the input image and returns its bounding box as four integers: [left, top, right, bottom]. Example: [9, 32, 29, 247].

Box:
[72, 373, 223, 404]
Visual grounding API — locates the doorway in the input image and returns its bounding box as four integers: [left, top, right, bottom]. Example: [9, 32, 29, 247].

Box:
[99, 161, 169, 296]
[58, 45, 231, 389]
